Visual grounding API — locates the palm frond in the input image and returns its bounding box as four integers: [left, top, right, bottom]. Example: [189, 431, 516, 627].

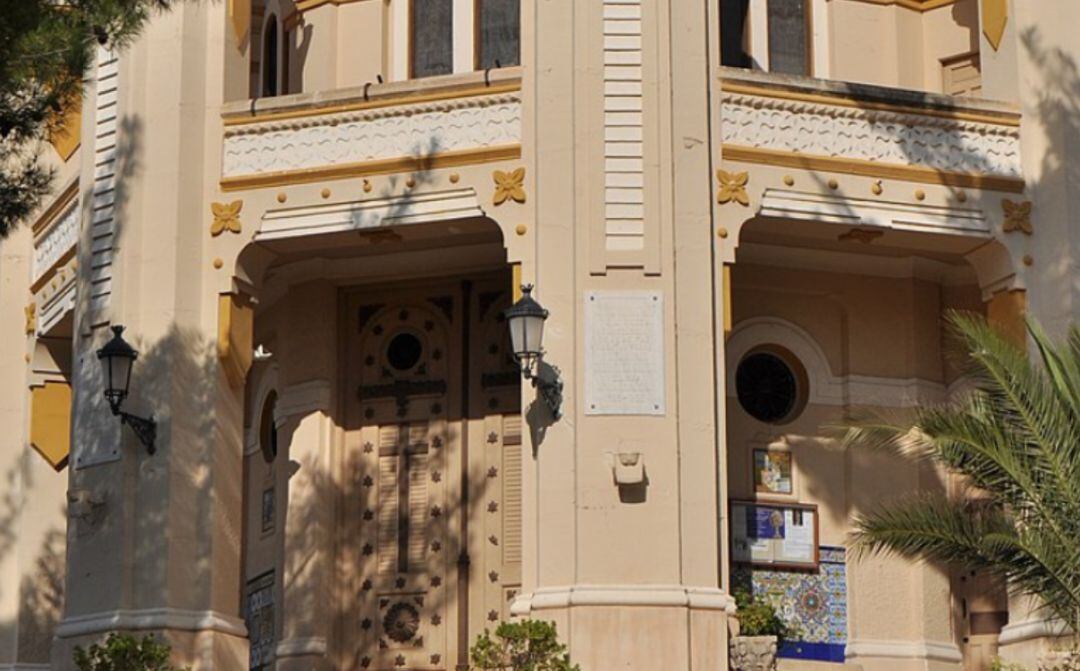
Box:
[844, 314, 1080, 636]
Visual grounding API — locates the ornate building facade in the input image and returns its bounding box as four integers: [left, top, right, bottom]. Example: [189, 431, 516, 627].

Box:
[0, 0, 1077, 669]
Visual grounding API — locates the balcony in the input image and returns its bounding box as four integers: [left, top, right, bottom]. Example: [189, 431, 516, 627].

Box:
[719, 68, 1023, 193]
[31, 183, 80, 336]
[220, 68, 523, 191]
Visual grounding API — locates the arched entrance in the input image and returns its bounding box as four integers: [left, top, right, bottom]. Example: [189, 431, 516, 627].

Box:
[236, 210, 522, 670]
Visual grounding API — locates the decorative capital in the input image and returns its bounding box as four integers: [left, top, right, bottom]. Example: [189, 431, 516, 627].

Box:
[1002, 198, 1033, 235]
[493, 167, 526, 205]
[717, 169, 750, 206]
[210, 200, 244, 237]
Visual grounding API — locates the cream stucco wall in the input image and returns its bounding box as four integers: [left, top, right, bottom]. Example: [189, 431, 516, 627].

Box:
[0, 0, 1078, 670]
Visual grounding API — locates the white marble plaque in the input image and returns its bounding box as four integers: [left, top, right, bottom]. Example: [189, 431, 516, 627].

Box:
[584, 291, 665, 415]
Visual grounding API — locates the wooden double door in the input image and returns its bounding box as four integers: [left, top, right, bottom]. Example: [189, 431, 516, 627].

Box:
[340, 272, 522, 670]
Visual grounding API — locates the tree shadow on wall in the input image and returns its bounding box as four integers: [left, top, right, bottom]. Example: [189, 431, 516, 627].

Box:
[58, 323, 232, 669]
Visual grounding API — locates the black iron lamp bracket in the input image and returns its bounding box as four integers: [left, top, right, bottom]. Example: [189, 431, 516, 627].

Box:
[110, 403, 156, 455]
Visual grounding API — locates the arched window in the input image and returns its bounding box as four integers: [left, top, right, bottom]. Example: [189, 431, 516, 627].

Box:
[259, 390, 278, 463]
[262, 15, 279, 97]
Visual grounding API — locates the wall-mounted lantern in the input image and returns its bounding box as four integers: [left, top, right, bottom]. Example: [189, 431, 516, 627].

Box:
[505, 285, 563, 419]
[96, 325, 157, 454]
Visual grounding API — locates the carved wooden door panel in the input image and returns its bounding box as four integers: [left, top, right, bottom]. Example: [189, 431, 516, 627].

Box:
[341, 273, 522, 671]
[344, 291, 457, 671]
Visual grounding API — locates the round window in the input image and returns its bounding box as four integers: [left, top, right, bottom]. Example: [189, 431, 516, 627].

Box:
[735, 350, 804, 424]
[259, 390, 278, 463]
[386, 332, 424, 371]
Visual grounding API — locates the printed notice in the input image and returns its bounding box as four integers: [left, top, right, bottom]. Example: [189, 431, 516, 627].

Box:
[584, 291, 665, 415]
[777, 509, 816, 564]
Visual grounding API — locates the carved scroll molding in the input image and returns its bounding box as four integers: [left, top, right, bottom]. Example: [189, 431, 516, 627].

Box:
[222, 92, 522, 181]
[720, 88, 1022, 182]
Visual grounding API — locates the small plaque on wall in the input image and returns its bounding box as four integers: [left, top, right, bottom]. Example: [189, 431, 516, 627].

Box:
[584, 291, 665, 415]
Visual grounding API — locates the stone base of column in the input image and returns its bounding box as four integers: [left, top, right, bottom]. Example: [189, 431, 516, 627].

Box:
[274, 637, 332, 671]
[844, 639, 963, 671]
[50, 609, 249, 670]
[511, 585, 735, 671]
[996, 618, 1070, 669]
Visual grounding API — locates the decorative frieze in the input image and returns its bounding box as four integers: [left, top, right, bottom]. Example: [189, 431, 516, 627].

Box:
[33, 200, 79, 283]
[221, 91, 522, 182]
[720, 81, 1022, 183]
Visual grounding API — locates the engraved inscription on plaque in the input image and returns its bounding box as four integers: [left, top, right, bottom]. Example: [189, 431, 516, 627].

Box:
[584, 291, 665, 415]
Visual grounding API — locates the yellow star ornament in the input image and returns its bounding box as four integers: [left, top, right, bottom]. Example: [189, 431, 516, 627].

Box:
[493, 168, 526, 206]
[1002, 199, 1033, 235]
[210, 200, 244, 237]
[717, 169, 750, 206]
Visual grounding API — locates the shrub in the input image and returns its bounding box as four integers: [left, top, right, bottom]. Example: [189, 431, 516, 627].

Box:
[74, 633, 184, 671]
[733, 590, 797, 643]
[470, 619, 581, 671]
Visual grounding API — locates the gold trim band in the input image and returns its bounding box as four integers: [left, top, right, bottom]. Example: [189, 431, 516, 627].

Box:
[220, 144, 522, 191]
[838, 0, 961, 11]
[32, 181, 80, 236]
[722, 145, 1026, 194]
[223, 81, 522, 127]
[721, 81, 1021, 127]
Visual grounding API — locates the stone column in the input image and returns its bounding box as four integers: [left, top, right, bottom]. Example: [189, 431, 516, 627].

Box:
[513, 0, 734, 667]
[273, 280, 338, 671]
[52, 5, 250, 669]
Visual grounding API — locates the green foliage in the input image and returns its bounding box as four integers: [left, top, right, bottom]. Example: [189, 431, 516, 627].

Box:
[0, 0, 181, 236]
[733, 590, 796, 642]
[470, 619, 581, 671]
[73, 633, 184, 671]
[842, 314, 1080, 634]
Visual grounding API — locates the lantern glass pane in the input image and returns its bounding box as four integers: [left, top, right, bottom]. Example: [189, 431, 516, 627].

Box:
[110, 355, 133, 396]
[508, 315, 526, 358]
[523, 314, 545, 356]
